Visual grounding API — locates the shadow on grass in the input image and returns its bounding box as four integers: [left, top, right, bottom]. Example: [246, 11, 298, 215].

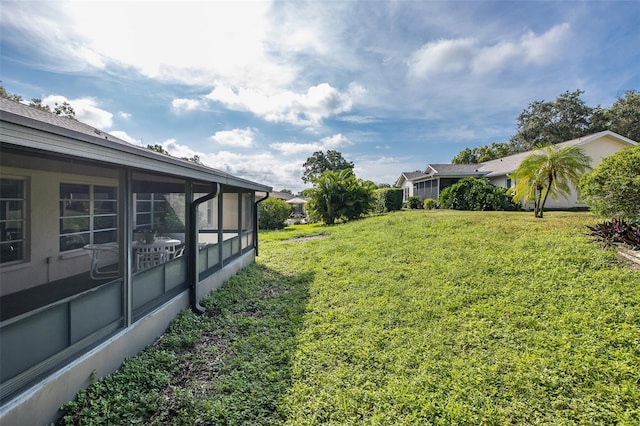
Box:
[56, 263, 312, 426]
[171, 263, 313, 425]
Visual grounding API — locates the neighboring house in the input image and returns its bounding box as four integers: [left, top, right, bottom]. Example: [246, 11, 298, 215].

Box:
[0, 98, 271, 425]
[396, 131, 637, 209]
[269, 191, 308, 222]
[269, 190, 295, 202]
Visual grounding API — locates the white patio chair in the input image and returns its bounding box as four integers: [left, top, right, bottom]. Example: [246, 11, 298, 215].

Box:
[83, 243, 119, 279]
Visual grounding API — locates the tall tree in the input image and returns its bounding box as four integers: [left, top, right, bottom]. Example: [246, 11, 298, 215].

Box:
[606, 90, 640, 142]
[451, 148, 477, 164]
[301, 150, 354, 184]
[452, 142, 511, 164]
[510, 144, 591, 218]
[510, 90, 593, 152]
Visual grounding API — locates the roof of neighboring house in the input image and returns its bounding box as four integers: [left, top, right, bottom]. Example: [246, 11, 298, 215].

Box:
[270, 191, 295, 200]
[395, 171, 427, 186]
[478, 130, 637, 177]
[396, 130, 637, 184]
[0, 97, 272, 192]
[286, 197, 307, 204]
[426, 163, 487, 176]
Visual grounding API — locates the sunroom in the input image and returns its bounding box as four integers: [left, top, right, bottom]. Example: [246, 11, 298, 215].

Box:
[0, 98, 271, 424]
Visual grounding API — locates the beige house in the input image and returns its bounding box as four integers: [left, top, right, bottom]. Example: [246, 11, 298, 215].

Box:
[396, 131, 637, 209]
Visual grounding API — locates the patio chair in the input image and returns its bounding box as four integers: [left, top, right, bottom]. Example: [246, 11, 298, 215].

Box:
[83, 243, 119, 279]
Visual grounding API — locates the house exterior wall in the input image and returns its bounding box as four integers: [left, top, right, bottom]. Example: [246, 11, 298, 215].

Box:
[0, 105, 270, 424]
[399, 179, 413, 202]
[397, 132, 635, 212]
[0, 250, 255, 426]
[493, 135, 634, 210]
[413, 178, 439, 201]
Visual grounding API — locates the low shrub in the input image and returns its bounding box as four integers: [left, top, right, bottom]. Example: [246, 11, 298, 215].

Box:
[423, 198, 437, 210]
[406, 196, 421, 209]
[439, 177, 518, 211]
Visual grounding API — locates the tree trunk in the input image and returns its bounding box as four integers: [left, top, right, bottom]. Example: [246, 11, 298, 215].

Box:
[534, 185, 543, 218]
[538, 176, 554, 219]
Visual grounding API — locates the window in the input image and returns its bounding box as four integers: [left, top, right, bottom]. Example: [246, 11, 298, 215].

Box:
[506, 178, 513, 188]
[134, 193, 168, 230]
[1, 178, 26, 264]
[60, 183, 117, 252]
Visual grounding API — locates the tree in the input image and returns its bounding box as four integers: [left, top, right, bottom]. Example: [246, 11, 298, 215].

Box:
[29, 98, 51, 112]
[53, 101, 75, 118]
[579, 144, 640, 222]
[373, 188, 403, 213]
[305, 169, 374, 225]
[510, 90, 593, 153]
[181, 155, 202, 164]
[606, 90, 640, 142]
[147, 144, 169, 155]
[439, 178, 518, 211]
[0, 84, 23, 102]
[510, 144, 591, 218]
[279, 189, 293, 195]
[452, 142, 512, 164]
[258, 198, 291, 230]
[301, 150, 354, 184]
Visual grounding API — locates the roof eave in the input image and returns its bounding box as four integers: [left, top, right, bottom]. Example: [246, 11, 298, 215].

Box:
[1, 109, 271, 192]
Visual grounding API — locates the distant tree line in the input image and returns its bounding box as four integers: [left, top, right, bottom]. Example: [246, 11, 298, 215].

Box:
[452, 89, 640, 164]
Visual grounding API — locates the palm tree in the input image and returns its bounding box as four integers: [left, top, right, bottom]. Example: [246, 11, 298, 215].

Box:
[510, 144, 591, 218]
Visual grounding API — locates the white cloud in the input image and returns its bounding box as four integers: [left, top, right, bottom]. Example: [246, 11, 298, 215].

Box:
[211, 128, 256, 148]
[520, 23, 571, 64]
[161, 140, 306, 192]
[353, 155, 420, 186]
[66, 1, 293, 90]
[320, 133, 352, 149]
[408, 38, 476, 77]
[270, 133, 353, 155]
[118, 111, 132, 120]
[109, 130, 139, 145]
[42, 95, 113, 129]
[172, 98, 203, 113]
[206, 82, 359, 126]
[269, 142, 325, 155]
[408, 23, 571, 78]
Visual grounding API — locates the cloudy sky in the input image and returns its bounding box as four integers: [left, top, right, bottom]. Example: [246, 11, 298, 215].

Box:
[2, 1, 638, 193]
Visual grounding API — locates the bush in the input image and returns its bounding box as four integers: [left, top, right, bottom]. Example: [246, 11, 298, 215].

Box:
[258, 198, 290, 229]
[439, 178, 519, 211]
[374, 188, 403, 213]
[423, 198, 437, 210]
[306, 169, 376, 225]
[580, 145, 640, 222]
[406, 196, 421, 209]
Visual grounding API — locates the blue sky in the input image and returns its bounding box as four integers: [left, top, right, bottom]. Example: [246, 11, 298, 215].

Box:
[1, 1, 638, 193]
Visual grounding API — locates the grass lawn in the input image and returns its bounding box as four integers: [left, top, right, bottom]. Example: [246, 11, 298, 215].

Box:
[59, 210, 640, 425]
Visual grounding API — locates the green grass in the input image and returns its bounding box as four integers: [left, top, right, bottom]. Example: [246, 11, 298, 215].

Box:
[58, 210, 640, 425]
